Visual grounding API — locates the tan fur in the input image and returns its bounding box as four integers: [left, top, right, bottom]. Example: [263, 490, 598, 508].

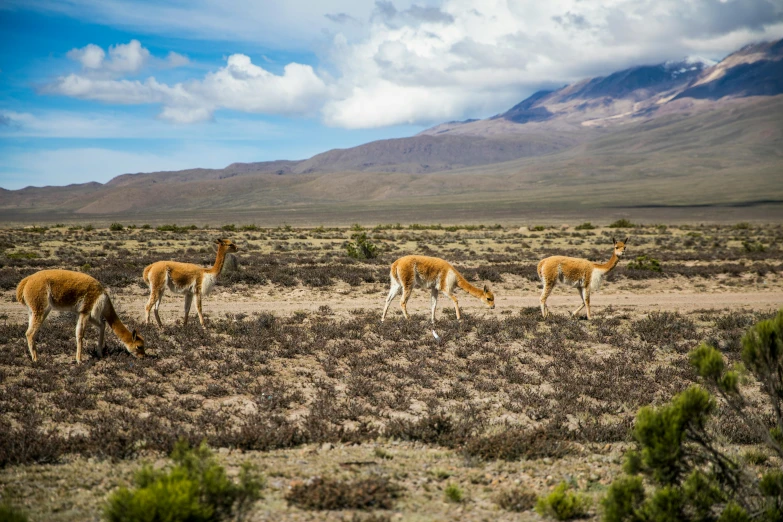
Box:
[537, 237, 628, 320]
[143, 238, 238, 327]
[381, 255, 495, 323]
[16, 269, 145, 363]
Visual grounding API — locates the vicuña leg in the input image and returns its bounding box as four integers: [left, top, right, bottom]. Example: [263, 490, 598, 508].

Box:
[25, 308, 49, 362]
[584, 289, 592, 320]
[381, 281, 402, 322]
[399, 285, 412, 319]
[195, 293, 205, 327]
[573, 288, 586, 317]
[183, 293, 193, 325]
[97, 317, 106, 357]
[447, 292, 461, 321]
[146, 287, 165, 327]
[430, 288, 439, 323]
[540, 282, 554, 319]
[75, 312, 90, 363]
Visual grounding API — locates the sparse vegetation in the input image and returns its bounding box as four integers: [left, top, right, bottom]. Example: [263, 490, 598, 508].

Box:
[0, 222, 781, 521]
[608, 219, 635, 228]
[575, 222, 595, 230]
[535, 482, 591, 520]
[103, 440, 264, 522]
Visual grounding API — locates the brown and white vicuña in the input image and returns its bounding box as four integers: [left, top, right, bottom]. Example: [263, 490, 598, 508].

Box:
[16, 269, 145, 363]
[381, 255, 496, 323]
[537, 237, 628, 320]
[143, 238, 238, 327]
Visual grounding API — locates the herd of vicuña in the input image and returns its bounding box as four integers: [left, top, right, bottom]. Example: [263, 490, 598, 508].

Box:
[15, 233, 629, 363]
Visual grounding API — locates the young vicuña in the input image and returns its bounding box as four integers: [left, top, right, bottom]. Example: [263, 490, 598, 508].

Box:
[143, 238, 238, 327]
[16, 269, 145, 363]
[537, 237, 628, 320]
[381, 255, 495, 323]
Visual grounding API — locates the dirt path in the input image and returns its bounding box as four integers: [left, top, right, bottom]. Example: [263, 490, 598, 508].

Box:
[3, 287, 781, 324]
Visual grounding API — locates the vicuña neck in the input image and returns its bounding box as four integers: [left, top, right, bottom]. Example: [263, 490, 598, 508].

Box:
[104, 299, 134, 345]
[208, 246, 229, 275]
[457, 274, 485, 298]
[594, 252, 620, 272]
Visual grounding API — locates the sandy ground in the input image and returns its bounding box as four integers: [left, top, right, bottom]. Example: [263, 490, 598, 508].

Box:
[3, 282, 781, 325]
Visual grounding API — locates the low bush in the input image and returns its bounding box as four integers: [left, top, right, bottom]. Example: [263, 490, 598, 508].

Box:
[535, 482, 591, 520]
[285, 476, 401, 510]
[345, 232, 379, 259]
[575, 222, 595, 230]
[608, 219, 635, 228]
[626, 255, 661, 272]
[0, 502, 29, 522]
[444, 483, 464, 503]
[104, 439, 264, 522]
[495, 486, 537, 512]
[109, 223, 124, 231]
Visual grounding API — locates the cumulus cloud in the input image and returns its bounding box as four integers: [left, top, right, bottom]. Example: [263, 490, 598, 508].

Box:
[320, 0, 783, 128]
[45, 0, 783, 129]
[66, 40, 188, 74]
[47, 53, 328, 123]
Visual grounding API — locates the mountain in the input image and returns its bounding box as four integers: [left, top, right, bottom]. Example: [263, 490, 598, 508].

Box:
[2, 38, 782, 220]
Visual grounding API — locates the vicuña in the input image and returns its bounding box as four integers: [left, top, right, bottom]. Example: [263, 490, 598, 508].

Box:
[381, 255, 495, 323]
[16, 269, 145, 363]
[537, 237, 628, 319]
[143, 238, 238, 327]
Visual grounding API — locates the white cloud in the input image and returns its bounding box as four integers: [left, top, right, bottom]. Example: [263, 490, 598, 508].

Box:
[65, 39, 187, 75]
[47, 53, 328, 123]
[66, 43, 105, 69]
[41, 0, 783, 128]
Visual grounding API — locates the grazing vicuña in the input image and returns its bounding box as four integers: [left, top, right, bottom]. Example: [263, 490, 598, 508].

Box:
[381, 255, 495, 323]
[538, 237, 628, 319]
[16, 269, 145, 363]
[143, 238, 238, 327]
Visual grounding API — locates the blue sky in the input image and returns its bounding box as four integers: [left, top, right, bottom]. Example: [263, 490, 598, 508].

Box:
[2, 0, 782, 189]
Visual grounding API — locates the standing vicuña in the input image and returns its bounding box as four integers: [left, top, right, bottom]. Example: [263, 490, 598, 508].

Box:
[16, 269, 145, 363]
[143, 238, 238, 327]
[537, 237, 628, 319]
[381, 255, 495, 323]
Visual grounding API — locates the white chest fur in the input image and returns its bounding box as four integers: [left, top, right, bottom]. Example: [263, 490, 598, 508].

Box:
[590, 269, 606, 292]
[201, 273, 217, 295]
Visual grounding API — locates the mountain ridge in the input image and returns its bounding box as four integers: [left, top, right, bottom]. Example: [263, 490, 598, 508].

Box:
[3, 38, 782, 217]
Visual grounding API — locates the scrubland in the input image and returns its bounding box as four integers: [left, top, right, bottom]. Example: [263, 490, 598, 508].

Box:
[0, 221, 781, 521]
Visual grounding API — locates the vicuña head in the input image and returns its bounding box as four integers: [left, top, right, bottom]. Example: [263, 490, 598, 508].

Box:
[143, 237, 239, 328]
[537, 236, 629, 320]
[16, 269, 146, 363]
[381, 255, 496, 323]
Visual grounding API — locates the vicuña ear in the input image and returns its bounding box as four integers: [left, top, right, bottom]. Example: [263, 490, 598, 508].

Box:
[612, 237, 616, 245]
[483, 284, 489, 293]
[624, 236, 630, 244]
[214, 238, 222, 244]
[131, 330, 138, 342]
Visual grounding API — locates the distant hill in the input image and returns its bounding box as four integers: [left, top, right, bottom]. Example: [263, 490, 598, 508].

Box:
[2, 38, 782, 219]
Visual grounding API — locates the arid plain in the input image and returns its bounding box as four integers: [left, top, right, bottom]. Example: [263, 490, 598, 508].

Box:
[0, 219, 781, 521]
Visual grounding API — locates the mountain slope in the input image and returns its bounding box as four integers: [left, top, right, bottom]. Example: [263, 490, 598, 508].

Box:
[2, 38, 782, 218]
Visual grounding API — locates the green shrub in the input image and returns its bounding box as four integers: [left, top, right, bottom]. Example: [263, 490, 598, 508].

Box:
[444, 483, 464, 503]
[626, 255, 661, 272]
[84, 224, 95, 231]
[156, 224, 197, 233]
[240, 224, 261, 231]
[109, 223, 124, 231]
[742, 241, 766, 253]
[495, 486, 537, 512]
[608, 219, 635, 228]
[0, 502, 29, 522]
[734, 222, 751, 230]
[345, 232, 378, 259]
[6, 251, 38, 260]
[221, 224, 237, 232]
[103, 440, 264, 522]
[575, 222, 595, 230]
[602, 311, 783, 521]
[141, 224, 151, 229]
[535, 482, 591, 520]
[529, 225, 545, 231]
